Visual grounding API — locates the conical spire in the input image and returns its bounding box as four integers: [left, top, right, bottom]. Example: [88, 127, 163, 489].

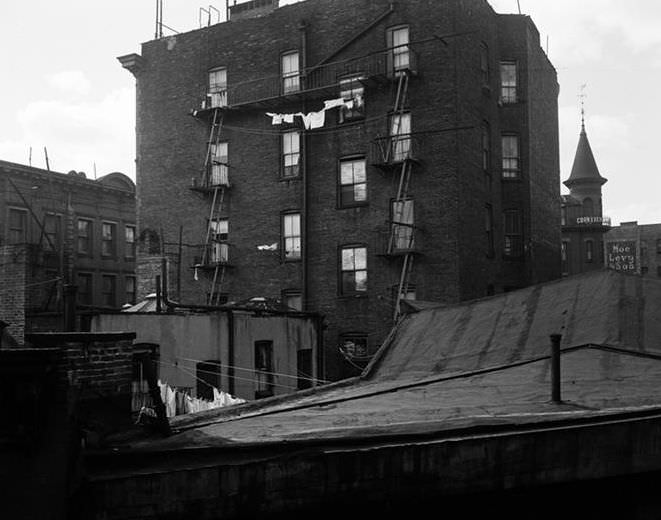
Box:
[564, 123, 607, 188]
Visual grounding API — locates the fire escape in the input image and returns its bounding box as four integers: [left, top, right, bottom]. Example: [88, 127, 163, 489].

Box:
[191, 85, 231, 305]
[371, 55, 420, 321]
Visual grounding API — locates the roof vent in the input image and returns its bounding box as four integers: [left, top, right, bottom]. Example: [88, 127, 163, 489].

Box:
[229, 0, 279, 21]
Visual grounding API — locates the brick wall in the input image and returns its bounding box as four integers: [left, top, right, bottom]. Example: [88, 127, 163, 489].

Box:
[0, 245, 28, 342]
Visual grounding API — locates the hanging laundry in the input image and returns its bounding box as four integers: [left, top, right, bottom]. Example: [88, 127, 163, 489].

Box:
[283, 113, 295, 124]
[354, 94, 364, 108]
[300, 110, 326, 130]
[344, 99, 355, 110]
[323, 97, 346, 110]
[266, 112, 285, 125]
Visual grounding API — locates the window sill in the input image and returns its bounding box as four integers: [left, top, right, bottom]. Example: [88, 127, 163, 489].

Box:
[338, 202, 369, 210]
[283, 257, 302, 263]
[501, 176, 522, 182]
[280, 175, 302, 182]
[338, 292, 369, 300]
[503, 255, 524, 261]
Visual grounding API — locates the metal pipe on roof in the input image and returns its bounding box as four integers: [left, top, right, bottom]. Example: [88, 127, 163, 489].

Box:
[550, 334, 562, 403]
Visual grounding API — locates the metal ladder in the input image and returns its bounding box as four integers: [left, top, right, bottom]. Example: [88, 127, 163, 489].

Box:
[389, 71, 415, 320]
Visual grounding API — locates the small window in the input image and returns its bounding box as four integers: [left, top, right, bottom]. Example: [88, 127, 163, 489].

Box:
[297, 349, 313, 390]
[283, 290, 302, 311]
[482, 122, 491, 172]
[340, 245, 367, 294]
[125, 276, 136, 305]
[485, 204, 494, 257]
[500, 61, 517, 103]
[209, 142, 229, 186]
[208, 219, 229, 264]
[656, 239, 661, 255]
[480, 42, 490, 86]
[387, 25, 410, 75]
[391, 199, 415, 251]
[77, 273, 93, 305]
[102, 222, 116, 257]
[392, 283, 416, 302]
[42, 213, 61, 251]
[196, 360, 221, 401]
[390, 112, 412, 161]
[583, 198, 594, 217]
[561, 206, 567, 226]
[502, 135, 520, 179]
[641, 266, 649, 275]
[339, 75, 365, 122]
[254, 341, 274, 399]
[282, 131, 301, 178]
[101, 275, 116, 308]
[281, 51, 300, 94]
[585, 240, 594, 263]
[339, 158, 367, 207]
[8, 208, 28, 244]
[339, 334, 368, 358]
[125, 225, 136, 258]
[282, 213, 301, 260]
[77, 219, 92, 256]
[503, 210, 523, 257]
[208, 67, 227, 107]
[657, 266, 661, 277]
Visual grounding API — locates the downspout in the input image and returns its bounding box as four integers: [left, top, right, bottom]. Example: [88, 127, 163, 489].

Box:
[299, 20, 309, 311]
[227, 310, 235, 395]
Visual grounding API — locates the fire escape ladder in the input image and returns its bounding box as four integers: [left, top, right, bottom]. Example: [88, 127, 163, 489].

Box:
[208, 263, 226, 305]
[202, 109, 224, 186]
[390, 71, 414, 320]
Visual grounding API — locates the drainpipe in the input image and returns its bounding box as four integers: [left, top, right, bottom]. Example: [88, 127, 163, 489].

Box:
[299, 20, 309, 311]
[155, 275, 162, 313]
[160, 258, 173, 312]
[550, 333, 562, 403]
[227, 310, 235, 395]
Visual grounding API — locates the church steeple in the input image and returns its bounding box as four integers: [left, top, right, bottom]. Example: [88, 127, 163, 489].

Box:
[564, 97, 607, 189]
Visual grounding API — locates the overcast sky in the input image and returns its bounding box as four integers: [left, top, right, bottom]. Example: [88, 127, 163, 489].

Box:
[0, 0, 659, 224]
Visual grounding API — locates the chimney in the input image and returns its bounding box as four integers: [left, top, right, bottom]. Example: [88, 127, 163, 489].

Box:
[229, 0, 279, 21]
[550, 334, 562, 403]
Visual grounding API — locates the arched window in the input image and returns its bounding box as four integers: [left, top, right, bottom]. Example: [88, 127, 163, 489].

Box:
[583, 198, 594, 216]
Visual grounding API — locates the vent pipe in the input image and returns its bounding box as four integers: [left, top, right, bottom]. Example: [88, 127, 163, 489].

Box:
[550, 334, 562, 403]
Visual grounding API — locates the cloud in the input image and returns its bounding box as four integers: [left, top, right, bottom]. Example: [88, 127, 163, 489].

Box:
[47, 70, 91, 96]
[0, 87, 135, 178]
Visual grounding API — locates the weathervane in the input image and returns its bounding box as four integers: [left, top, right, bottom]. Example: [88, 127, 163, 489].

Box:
[579, 84, 587, 131]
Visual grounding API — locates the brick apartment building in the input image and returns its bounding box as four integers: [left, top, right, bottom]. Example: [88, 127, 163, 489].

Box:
[560, 119, 610, 276]
[0, 160, 136, 340]
[120, 0, 560, 380]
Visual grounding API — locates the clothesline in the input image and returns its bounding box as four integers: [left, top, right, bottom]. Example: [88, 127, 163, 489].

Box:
[266, 94, 363, 130]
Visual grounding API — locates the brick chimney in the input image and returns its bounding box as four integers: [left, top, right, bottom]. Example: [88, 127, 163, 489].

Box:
[229, 0, 279, 21]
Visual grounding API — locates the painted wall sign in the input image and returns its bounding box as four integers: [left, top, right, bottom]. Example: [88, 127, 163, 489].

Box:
[606, 241, 637, 273]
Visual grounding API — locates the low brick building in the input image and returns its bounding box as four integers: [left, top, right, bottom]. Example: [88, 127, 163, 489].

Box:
[120, 0, 561, 380]
[0, 160, 136, 340]
[604, 221, 661, 278]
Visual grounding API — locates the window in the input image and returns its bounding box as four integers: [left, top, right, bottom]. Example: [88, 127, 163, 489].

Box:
[101, 275, 116, 307]
[42, 213, 61, 251]
[283, 290, 302, 311]
[209, 142, 229, 186]
[561, 206, 567, 226]
[8, 208, 28, 244]
[297, 349, 313, 390]
[208, 67, 227, 108]
[500, 61, 517, 103]
[196, 360, 221, 401]
[390, 112, 411, 161]
[281, 51, 300, 94]
[480, 42, 490, 86]
[282, 131, 301, 178]
[101, 222, 116, 257]
[282, 213, 301, 260]
[392, 284, 416, 302]
[77, 273, 93, 305]
[340, 246, 367, 294]
[502, 135, 520, 179]
[77, 219, 92, 255]
[209, 219, 229, 264]
[339, 334, 368, 358]
[125, 276, 136, 305]
[339, 75, 365, 122]
[339, 158, 367, 207]
[485, 204, 494, 257]
[656, 239, 661, 255]
[391, 199, 415, 251]
[125, 225, 136, 258]
[657, 266, 661, 277]
[482, 122, 491, 172]
[503, 210, 523, 257]
[583, 198, 594, 216]
[387, 25, 410, 75]
[585, 240, 594, 263]
[561, 241, 569, 275]
[254, 341, 274, 399]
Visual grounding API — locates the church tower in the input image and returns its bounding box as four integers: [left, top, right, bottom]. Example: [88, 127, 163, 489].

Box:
[560, 107, 609, 275]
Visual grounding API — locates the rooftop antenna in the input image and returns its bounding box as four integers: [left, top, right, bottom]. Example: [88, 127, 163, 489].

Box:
[517, 0, 521, 14]
[44, 147, 51, 171]
[579, 84, 587, 132]
[29, 146, 32, 167]
[93, 161, 97, 179]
